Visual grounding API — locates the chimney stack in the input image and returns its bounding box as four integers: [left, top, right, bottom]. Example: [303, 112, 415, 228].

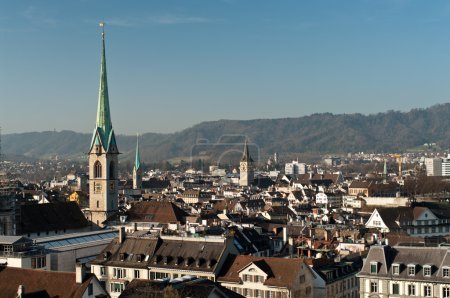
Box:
[75, 262, 86, 284]
[17, 285, 24, 298]
[119, 226, 126, 243]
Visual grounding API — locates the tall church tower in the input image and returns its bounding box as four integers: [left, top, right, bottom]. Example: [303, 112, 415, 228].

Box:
[239, 140, 254, 187]
[133, 135, 142, 190]
[88, 23, 119, 227]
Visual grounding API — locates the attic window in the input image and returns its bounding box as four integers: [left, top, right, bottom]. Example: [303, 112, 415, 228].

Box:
[370, 262, 378, 274]
[103, 252, 110, 260]
[408, 264, 416, 276]
[207, 259, 216, 268]
[119, 253, 126, 262]
[175, 256, 183, 266]
[392, 264, 400, 275]
[444, 267, 450, 278]
[136, 254, 142, 262]
[424, 265, 431, 277]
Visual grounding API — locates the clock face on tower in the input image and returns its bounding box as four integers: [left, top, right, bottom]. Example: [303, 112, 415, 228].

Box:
[241, 163, 247, 171]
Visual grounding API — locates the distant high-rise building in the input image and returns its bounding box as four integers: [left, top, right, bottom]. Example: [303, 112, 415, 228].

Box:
[239, 140, 254, 187]
[285, 160, 306, 175]
[442, 156, 450, 177]
[425, 157, 442, 176]
[88, 25, 119, 227]
[133, 135, 142, 190]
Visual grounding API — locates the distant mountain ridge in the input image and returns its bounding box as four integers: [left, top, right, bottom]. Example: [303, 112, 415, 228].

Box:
[3, 104, 450, 162]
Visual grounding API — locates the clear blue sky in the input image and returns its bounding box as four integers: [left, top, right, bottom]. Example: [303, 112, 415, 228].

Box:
[1, 0, 450, 134]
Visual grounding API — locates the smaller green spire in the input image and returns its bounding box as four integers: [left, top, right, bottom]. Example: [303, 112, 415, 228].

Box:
[135, 134, 141, 171]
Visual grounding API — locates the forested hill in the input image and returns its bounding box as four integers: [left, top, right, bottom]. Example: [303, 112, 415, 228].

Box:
[3, 104, 450, 162]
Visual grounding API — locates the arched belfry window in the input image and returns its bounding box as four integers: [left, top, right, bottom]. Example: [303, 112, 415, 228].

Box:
[109, 161, 115, 179]
[94, 161, 102, 178]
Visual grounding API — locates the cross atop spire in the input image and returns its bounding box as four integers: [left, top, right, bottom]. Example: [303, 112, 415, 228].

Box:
[135, 134, 141, 171]
[90, 22, 117, 153]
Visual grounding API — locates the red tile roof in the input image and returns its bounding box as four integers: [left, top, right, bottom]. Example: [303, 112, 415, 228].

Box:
[0, 267, 93, 298]
[126, 201, 187, 224]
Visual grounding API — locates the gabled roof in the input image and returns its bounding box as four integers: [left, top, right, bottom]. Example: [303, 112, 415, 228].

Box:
[0, 267, 95, 298]
[218, 255, 309, 288]
[142, 178, 171, 190]
[348, 180, 372, 189]
[0, 236, 30, 245]
[122, 201, 187, 224]
[19, 202, 89, 234]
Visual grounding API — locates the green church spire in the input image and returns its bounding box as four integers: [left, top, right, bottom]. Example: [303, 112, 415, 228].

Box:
[90, 22, 117, 152]
[135, 134, 141, 171]
[96, 23, 112, 136]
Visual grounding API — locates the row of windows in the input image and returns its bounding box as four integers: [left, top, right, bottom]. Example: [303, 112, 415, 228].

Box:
[412, 225, 450, 234]
[106, 267, 140, 279]
[227, 287, 285, 298]
[326, 277, 358, 296]
[371, 262, 448, 277]
[243, 274, 264, 283]
[31, 256, 46, 269]
[370, 281, 450, 297]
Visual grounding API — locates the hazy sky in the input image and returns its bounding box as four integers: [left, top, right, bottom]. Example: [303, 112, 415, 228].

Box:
[2, 0, 450, 135]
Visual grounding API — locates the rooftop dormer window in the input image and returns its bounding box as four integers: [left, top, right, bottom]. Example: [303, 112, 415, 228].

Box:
[370, 262, 378, 274]
[392, 264, 400, 275]
[443, 267, 450, 278]
[424, 265, 432, 277]
[408, 264, 416, 276]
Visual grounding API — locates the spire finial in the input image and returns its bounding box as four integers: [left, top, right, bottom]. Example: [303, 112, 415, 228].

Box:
[99, 21, 105, 39]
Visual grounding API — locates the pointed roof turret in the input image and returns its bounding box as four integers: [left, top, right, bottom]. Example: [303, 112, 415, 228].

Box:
[241, 139, 254, 163]
[90, 22, 118, 153]
[134, 134, 141, 171]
